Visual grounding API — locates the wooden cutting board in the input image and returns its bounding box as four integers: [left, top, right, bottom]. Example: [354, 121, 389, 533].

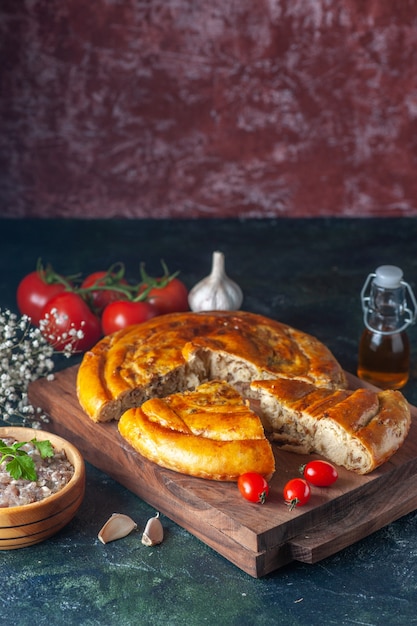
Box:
[28, 367, 417, 578]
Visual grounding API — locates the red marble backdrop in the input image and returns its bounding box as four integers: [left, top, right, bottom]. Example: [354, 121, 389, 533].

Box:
[1, 0, 417, 218]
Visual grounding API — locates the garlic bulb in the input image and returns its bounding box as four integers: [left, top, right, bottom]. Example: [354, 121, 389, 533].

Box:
[98, 513, 137, 544]
[188, 251, 243, 312]
[141, 512, 164, 546]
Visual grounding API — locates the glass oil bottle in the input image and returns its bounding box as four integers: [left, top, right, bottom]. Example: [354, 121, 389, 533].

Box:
[357, 265, 417, 390]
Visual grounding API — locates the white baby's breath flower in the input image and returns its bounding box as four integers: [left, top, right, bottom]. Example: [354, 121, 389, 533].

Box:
[0, 308, 80, 428]
[38, 309, 85, 358]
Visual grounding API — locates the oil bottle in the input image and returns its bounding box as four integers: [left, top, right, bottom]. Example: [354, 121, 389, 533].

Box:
[357, 265, 417, 389]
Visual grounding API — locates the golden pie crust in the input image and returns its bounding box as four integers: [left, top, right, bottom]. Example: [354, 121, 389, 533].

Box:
[77, 311, 410, 478]
[119, 380, 275, 481]
[77, 310, 347, 423]
[250, 379, 410, 474]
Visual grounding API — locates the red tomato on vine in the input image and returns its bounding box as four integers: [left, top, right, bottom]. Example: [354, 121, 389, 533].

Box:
[81, 269, 129, 315]
[139, 262, 189, 315]
[40, 292, 102, 352]
[101, 300, 157, 335]
[17, 271, 68, 326]
[146, 277, 189, 315]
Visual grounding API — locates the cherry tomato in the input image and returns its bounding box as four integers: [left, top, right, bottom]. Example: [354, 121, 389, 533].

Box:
[283, 478, 311, 510]
[40, 292, 102, 352]
[81, 270, 128, 315]
[146, 278, 189, 315]
[301, 460, 338, 487]
[17, 271, 67, 326]
[101, 300, 157, 335]
[237, 472, 269, 504]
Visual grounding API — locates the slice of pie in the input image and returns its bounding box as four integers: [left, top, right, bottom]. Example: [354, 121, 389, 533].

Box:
[250, 378, 411, 474]
[118, 380, 276, 481]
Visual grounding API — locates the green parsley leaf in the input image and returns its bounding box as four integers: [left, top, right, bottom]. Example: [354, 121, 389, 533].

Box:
[0, 437, 54, 481]
[31, 438, 54, 459]
[6, 455, 37, 482]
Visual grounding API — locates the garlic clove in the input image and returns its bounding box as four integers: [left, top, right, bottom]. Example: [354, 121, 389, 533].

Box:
[188, 250, 243, 312]
[98, 513, 137, 544]
[141, 512, 164, 546]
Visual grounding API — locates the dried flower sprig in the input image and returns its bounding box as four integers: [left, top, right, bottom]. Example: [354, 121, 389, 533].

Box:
[39, 308, 88, 353]
[0, 309, 79, 428]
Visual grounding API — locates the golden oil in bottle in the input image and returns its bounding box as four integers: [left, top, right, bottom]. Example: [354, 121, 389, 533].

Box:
[357, 265, 416, 390]
[357, 327, 410, 389]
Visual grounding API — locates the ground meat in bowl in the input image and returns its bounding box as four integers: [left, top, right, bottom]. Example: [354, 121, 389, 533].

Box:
[0, 437, 74, 507]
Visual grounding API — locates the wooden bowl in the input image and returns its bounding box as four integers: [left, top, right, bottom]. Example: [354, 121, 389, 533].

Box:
[0, 427, 85, 550]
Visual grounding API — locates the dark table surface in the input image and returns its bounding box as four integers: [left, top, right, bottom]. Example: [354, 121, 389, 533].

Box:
[1, 217, 417, 626]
